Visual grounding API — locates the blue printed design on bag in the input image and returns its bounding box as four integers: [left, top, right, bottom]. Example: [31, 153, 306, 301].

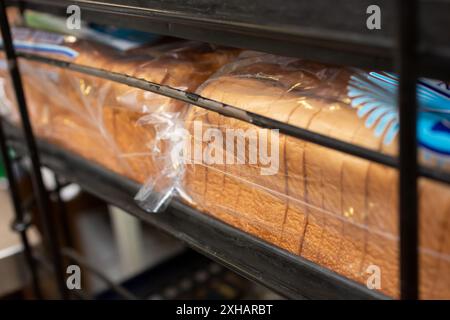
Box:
[347, 71, 450, 161]
[0, 39, 78, 59]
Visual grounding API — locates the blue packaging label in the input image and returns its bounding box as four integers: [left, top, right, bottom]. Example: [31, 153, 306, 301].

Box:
[0, 27, 78, 59]
[348, 71, 450, 162]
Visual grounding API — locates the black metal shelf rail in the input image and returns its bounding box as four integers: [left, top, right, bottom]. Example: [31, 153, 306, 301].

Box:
[11, 0, 450, 81]
[0, 0, 443, 299]
[3, 120, 389, 300]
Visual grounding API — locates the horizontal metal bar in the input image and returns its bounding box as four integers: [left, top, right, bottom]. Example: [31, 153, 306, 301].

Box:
[11, 0, 396, 48]
[10, 0, 450, 80]
[16, 52, 450, 185]
[3, 120, 389, 300]
[17, 53, 395, 164]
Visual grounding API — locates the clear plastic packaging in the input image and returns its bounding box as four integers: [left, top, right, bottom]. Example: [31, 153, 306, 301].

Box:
[0, 24, 240, 185]
[142, 51, 450, 298]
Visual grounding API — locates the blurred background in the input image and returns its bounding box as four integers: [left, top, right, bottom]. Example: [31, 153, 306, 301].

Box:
[0, 159, 283, 300]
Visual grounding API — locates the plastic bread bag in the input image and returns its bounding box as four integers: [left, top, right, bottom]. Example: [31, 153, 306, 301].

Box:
[138, 50, 450, 298]
[134, 111, 188, 212]
[0, 16, 240, 183]
[0, 8, 204, 123]
[348, 71, 450, 169]
[0, 22, 158, 177]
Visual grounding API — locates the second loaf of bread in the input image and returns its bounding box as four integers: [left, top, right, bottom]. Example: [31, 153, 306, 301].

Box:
[181, 52, 450, 299]
[0, 25, 240, 182]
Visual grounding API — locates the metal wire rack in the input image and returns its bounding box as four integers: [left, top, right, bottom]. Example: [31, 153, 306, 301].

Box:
[0, 0, 448, 300]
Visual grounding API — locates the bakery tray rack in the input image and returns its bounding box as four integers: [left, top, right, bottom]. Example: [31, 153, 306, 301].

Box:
[0, 0, 449, 300]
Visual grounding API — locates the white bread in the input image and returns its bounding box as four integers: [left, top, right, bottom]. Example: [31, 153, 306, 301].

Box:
[183, 56, 450, 298]
[0, 26, 240, 181]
